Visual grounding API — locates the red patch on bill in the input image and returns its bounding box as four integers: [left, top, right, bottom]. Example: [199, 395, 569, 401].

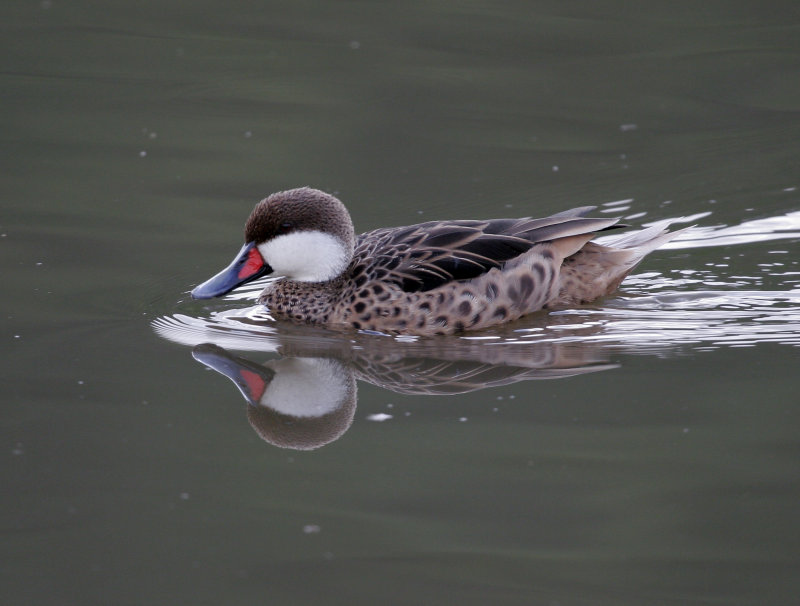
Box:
[238, 248, 265, 279]
[239, 369, 266, 402]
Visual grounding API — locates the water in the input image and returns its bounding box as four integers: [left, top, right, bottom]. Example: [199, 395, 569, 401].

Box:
[2, 1, 799, 604]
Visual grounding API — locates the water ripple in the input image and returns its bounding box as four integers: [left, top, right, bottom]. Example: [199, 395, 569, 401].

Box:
[659, 209, 800, 249]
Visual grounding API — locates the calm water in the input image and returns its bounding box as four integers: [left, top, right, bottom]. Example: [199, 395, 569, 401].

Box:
[3, 1, 799, 604]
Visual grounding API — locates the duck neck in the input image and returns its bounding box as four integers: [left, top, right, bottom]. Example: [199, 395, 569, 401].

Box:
[258, 276, 345, 325]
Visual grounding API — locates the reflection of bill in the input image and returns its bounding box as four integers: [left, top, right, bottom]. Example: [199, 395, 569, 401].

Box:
[190, 340, 615, 451]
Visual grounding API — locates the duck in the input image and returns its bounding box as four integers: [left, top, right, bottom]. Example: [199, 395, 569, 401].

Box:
[191, 187, 684, 336]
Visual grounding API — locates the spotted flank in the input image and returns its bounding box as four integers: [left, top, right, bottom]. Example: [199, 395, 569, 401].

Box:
[191, 187, 686, 335]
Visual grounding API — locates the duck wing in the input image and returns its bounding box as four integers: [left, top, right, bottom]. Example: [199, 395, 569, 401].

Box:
[354, 209, 621, 293]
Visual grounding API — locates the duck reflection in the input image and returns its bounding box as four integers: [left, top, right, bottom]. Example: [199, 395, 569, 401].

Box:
[187, 330, 615, 450]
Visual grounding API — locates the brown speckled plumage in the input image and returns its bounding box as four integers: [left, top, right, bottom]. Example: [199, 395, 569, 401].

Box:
[237, 188, 686, 335]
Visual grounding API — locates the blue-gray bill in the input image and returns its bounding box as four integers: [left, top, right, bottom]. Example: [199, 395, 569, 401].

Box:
[191, 241, 271, 299]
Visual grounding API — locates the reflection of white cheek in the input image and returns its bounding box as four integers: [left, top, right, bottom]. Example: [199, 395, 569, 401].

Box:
[260, 358, 348, 418]
[257, 231, 349, 282]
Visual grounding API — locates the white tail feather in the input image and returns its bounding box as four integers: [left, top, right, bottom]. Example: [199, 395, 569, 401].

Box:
[554, 223, 691, 306]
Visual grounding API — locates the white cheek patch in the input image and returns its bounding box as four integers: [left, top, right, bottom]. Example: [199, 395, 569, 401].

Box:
[257, 231, 349, 282]
[259, 358, 349, 418]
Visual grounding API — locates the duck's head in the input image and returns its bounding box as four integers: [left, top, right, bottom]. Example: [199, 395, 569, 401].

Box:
[191, 187, 355, 299]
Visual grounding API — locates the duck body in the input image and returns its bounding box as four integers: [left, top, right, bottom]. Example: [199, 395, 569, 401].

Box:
[191, 187, 683, 336]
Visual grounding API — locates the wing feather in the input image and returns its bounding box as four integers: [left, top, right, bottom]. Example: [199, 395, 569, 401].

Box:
[352, 209, 621, 292]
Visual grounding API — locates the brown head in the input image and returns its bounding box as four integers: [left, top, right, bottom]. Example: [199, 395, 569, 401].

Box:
[191, 187, 356, 299]
[245, 187, 355, 251]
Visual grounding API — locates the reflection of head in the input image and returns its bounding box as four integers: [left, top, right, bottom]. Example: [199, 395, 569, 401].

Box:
[192, 345, 357, 451]
[246, 358, 357, 450]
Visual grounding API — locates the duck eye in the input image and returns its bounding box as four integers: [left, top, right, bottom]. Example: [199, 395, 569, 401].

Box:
[279, 221, 293, 232]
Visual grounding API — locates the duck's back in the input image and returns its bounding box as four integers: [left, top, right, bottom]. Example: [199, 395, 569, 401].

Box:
[324, 210, 621, 334]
